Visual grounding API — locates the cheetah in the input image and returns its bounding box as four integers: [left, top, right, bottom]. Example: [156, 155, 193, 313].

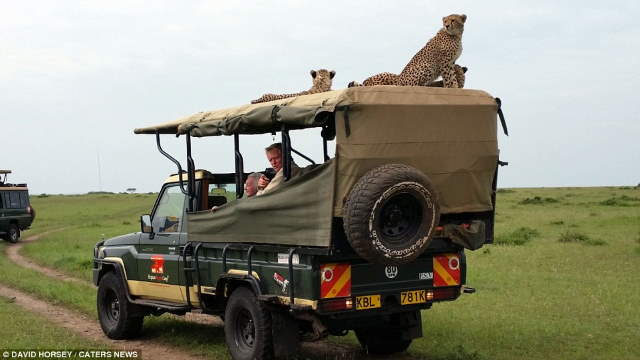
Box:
[349, 14, 467, 89]
[251, 69, 335, 104]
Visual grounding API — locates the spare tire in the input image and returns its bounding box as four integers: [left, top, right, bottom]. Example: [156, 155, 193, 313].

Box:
[343, 164, 440, 265]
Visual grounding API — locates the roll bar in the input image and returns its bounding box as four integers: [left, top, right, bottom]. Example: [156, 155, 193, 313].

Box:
[155, 131, 196, 212]
[234, 133, 245, 198]
[154, 123, 332, 209]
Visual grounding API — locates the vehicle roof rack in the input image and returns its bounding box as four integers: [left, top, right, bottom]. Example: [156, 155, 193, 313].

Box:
[169, 169, 212, 177]
[0, 183, 28, 188]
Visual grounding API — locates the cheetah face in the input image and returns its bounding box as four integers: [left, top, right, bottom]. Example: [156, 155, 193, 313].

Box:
[442, 14, 466, 36]
[310, 69, 336, 89]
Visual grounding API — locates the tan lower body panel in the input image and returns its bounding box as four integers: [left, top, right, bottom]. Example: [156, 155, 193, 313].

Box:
[126, 280, 315, 310]
[127, 280, 217, 307]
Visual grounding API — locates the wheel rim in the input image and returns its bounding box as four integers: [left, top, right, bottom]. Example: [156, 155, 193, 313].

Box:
[234, 309, 255, 351]
[376, 192, 423, 246]
[103, 289, 120, 323]
[8, 227, 18, 242]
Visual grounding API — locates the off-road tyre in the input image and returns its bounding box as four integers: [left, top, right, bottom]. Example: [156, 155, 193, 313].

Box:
[97, 272, 144, 339]
[355, 329, 412, 355]
[224, 287, 274, 360]
[343, 164, 440, 265]
[6, 224, 20, 243]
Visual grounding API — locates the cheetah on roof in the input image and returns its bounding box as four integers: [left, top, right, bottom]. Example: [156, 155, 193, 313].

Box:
[350, 14, 467, 89]
[251, 69, 335, 104]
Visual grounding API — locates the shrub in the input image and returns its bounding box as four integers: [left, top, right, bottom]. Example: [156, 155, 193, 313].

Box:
[599, 196, 640, 207]
[550, 220, 565, 225]
[558, 231, 606, 246]
[495, 227, 540, 246]
[496, 188, 515, 194]
[519, 196, 559, 205]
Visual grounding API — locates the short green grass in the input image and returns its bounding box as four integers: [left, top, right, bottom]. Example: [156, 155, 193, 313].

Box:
[0, 297, 105, 350]
[1, 187, 639, 360]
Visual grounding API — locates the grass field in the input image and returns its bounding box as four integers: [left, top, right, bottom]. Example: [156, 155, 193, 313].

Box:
[1, 187, 639, 359]
[0, 297, 106, 350]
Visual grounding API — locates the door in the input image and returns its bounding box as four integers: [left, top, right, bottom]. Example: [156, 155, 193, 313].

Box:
[0, 191, 6, 232]
[135, 184, 187, 303]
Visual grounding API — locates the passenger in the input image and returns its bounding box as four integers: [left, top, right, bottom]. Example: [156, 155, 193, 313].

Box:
[256, 143, 299, 196]
[244, 172, 262, 198]
[211, 173, 262, 212]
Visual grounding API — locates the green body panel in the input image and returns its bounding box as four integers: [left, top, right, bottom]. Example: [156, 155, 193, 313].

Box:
[100, 234, 141, 281]
[0, 189, 34, 233]
[97, 232, 466, 304]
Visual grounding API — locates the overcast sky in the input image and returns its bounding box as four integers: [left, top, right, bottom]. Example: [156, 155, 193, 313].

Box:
[2, 1, 639, 194]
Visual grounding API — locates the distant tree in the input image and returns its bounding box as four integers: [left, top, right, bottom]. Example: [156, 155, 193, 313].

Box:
[126, 188, 137, 193]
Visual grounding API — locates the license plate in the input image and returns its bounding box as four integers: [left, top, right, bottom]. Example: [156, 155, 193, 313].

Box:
[401, 290, 426, 305]
[356, 295, 381, 310]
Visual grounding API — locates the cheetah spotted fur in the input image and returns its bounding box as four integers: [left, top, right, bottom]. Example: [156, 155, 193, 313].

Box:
[349, 14, 467, 89]
[251, 69, 335, 104]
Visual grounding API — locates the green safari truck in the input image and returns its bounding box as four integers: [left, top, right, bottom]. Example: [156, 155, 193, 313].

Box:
[93, 86, 507, 360]
[0, 170, 36, 243]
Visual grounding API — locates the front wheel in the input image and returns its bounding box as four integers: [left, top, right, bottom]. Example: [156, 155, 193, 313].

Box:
[224, 287, 273, 360]
[97, 272, 144, 339]
[355, 329, 412, 355]
[6, 224, 20, 243]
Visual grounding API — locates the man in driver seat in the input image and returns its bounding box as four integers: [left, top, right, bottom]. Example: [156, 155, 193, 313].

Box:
[257, 143, 299, 196]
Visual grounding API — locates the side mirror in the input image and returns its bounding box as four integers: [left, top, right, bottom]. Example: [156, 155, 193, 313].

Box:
[140, 214, 153, 234]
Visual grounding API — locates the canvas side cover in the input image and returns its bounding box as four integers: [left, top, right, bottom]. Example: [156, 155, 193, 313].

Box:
[333, 86, 499, 216]
[186, 160, 335, 247]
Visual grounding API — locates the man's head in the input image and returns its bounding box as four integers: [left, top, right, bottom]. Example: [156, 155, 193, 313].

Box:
[244, 172, 262, 197]
[265, 143, 283, 172]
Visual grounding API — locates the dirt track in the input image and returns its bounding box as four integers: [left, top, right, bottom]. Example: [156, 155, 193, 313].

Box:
[5, 229, 88, 285]
[0, 284, 208, 360]
[1, 231, 372, 360]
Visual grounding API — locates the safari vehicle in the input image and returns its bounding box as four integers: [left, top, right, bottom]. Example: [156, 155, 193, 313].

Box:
[93, 86, 507, 359]
[0, 170, 35, 243]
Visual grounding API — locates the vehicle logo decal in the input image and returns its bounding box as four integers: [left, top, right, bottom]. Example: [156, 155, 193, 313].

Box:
[385, 266, 398, 279]
[273, 272, 290, 294]
[419, 272, 433, 280]
[320, 264, 351, 298]
[433, 254, 461, 286]
[151, 255, 165, 274]
[147, 255, 169, 282]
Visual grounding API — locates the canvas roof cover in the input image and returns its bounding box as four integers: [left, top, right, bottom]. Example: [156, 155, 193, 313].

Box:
[133, 89, 345, 136]
[139, 86, 500, 247]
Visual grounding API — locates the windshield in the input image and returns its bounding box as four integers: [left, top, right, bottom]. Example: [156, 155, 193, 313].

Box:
[207, 182, 236, 208]
[152, 185, 186, 233]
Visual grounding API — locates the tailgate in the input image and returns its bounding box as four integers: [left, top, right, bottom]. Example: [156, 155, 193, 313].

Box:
[317, 252, 465, 313]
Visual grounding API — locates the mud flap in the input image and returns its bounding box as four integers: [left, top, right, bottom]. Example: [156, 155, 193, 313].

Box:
[394, 310, 423, 340]
[271, 311, 300, 358]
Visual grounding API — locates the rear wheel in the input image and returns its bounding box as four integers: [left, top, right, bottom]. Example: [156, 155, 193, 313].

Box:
[6, 224, 20, 243]
[355, 329, 412, 355]
[224, 287, 273, 360]
[97, 272, 144, 339]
